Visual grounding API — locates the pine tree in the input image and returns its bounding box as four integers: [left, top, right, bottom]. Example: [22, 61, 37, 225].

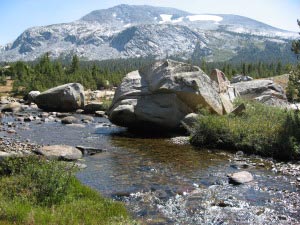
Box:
[69, 55, 79, 74]
[287, 19, 300, 102]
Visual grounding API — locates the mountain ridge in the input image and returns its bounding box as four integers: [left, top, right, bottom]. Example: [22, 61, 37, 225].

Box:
[0, 4, 297, 63]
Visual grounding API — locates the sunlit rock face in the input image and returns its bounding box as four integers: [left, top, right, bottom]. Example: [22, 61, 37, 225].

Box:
[108, 60, 236, 130]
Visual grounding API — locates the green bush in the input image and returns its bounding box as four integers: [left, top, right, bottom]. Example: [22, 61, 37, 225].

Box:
[0, 156, 74, 206]
[0, 156, 133, 225]
[190, 100, 300, 160]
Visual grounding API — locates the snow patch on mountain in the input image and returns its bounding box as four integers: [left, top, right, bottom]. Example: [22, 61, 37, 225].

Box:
[159, 14, 185, 24]
[124, 23, 132, 28]
[159, 14, 173, 23]
[187, 15, 223, 22]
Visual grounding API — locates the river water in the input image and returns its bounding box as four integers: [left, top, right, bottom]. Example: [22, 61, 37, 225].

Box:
[1, 110, 299, 224]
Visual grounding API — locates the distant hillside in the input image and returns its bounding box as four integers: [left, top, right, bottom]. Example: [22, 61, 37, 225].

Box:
[0, 4, 297, 63]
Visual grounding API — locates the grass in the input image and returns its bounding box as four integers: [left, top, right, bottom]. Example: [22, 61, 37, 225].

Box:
[0, 156, 135, 225]
[190, 100, 300, 160]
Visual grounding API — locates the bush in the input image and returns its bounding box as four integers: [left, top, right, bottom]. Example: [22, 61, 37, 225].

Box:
[0, 156, 74, 206]
[0, 156, 133, 224]
[190, 100, 300, 160]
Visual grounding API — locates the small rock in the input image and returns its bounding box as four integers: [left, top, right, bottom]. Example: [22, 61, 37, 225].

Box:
[66, 124, 85, 128]
[235, 151, 244, 157]
[1, 102, 22, 113]
[24, 116, 34, 122]
[228, 171, 254, 185]
[216, 200, 232, 207]
[7, 122, 14, 127]
[0, 98, 9, 104]
[84, 102, 104, 114]
[297, 177, 300, 182]
[0, 151, 13, 160]
[95, 111, 106, 117]
[75, 162, 87, 169]
[41, 118, 50, 122]
[27, 91, 41, 103]
[76, 145, 105, 155]
[40, 112, 49, 118]
[76, 109, 84, 114]
[278, 215, 287, 220]
[35, 145, 82, 161]
[7, 129, 16, 134]
[56, 112, 71, 118]
[81, 115, 94, 123]
[61, 116, 78, 124]
[180, 113, 198, 132]
[16, 117, 24, 122]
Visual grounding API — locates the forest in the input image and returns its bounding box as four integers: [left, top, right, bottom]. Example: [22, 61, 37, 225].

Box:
[0, 53, 295, 95]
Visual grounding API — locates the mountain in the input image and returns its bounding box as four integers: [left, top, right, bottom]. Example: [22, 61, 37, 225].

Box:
[0, 4, 297, 62]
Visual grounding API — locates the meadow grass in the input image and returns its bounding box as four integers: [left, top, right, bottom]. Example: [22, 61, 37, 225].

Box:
[0, 156, 135, 225]
[190, 100, 300, 160]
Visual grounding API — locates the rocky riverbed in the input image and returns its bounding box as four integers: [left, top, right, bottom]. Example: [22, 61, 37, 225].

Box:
[0, 98, 300, 224]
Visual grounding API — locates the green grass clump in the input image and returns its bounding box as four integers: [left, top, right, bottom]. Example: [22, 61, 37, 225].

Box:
[0, 156, 134, 225]
[190, 100, 300, 160]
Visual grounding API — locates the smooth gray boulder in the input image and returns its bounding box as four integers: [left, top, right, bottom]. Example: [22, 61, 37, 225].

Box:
[27, 91, 40, 103]
[180, 113, 198, 131]
[228, 171, 254, 184]
[35, 145, 82, 160]
[231, 74, 253, 83]
[108, 60, 236, 130]
[1, 102, 22, 113]
[232, 79, 288, 108]
[35, 83, 85, 112]
[0, 151, 14, 160]
[84, 102, 104, 114]
[233, 79, 286, 100]
[61, 116, 78, 124]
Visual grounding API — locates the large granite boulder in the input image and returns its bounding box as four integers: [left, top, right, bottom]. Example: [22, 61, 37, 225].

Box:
[35, 83, 85, 112]
[108, 60, 236, 130]
[232, 79, 288, 107]
[231, 74, 253, 83]
[209, 69, 238, 113]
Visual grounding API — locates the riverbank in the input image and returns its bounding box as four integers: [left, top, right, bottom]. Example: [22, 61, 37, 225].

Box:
[0, 156, 133, 225]
[190, 100, 300, 160]
[0, 98, 134, 224]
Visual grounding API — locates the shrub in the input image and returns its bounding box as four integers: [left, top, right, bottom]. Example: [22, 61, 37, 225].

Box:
[0, 156, 132, 224]
[0, 156, 74, 206]
[190, 100, 300, 160]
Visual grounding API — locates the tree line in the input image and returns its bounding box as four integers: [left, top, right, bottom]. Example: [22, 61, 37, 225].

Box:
[0, 54, 155, 94]
[0, 52, 296, 95]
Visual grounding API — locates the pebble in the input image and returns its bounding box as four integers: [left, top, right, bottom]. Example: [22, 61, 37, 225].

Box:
[95, 111, 106, 117]
[278, 215, 287, 220]
[24, 116, 34, 122]
[7, 129, 16, 134]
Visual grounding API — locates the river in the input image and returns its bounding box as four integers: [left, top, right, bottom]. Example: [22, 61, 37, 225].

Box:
[1, 109, 299, 224]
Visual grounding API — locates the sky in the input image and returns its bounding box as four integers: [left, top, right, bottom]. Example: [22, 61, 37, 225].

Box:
[0, 0, 299, 45]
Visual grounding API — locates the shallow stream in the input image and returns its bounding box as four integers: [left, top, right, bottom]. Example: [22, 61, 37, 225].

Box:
[1, 110, 299, 224]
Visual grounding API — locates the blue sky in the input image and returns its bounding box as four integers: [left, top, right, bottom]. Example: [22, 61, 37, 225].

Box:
[0, 0, 299, 45]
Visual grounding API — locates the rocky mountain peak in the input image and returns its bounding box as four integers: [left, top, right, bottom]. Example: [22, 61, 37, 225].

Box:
[0, 4, 297, 62]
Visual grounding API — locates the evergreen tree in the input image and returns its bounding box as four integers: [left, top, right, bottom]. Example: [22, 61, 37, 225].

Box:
[69, 55, 79, 74]
[287, 19, 300, 102]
